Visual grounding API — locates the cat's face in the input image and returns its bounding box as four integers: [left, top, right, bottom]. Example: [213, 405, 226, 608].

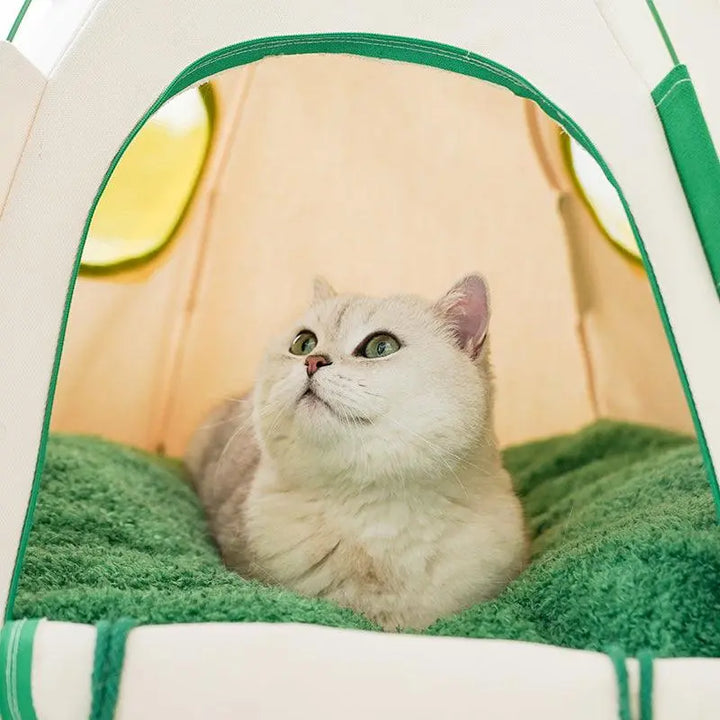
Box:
[253, 275, 494, 484]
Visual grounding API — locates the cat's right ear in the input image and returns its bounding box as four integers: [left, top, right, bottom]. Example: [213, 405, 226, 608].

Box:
[434, 274, 490, 359]
[313, 276, 337, 302]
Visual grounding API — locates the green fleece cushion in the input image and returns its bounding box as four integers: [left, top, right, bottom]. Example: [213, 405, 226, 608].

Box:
[12, 421, 720, 657]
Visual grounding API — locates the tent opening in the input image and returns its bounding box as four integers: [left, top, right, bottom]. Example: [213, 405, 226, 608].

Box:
[47, 56, 692, 455]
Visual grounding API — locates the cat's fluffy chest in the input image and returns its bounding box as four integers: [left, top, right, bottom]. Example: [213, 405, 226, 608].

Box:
[244, 464, 510, 630]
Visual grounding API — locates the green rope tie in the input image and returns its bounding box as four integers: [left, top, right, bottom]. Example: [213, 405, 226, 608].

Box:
[90, 618, 136, 720]
[638, 650, 654, 720]
[606, 646, 631, 720]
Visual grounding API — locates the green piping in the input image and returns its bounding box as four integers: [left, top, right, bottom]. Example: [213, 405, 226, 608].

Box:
[606, 646, 631, 720]
[5, 31, 719, 620]
[79, 82, 217, 276]
[638, 650, 654, 720]
[644, 0, 680, 66]
[622, 193, 720, 520]
[0, 619, 39, 720]
[6, 0, 33, 42]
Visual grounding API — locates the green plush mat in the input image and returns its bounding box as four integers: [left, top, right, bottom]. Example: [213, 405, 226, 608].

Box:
[12, 421, 720, 657]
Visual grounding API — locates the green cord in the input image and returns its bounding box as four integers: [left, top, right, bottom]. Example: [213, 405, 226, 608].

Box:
[645, 0, 680, 66]
[6, 0, 33, 42]
[638, 650, 654, 720]
[606, 646, 631, 720]
[90, 618, 136, 720]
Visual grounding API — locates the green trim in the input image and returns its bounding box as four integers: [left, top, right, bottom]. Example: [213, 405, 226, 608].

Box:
[606, 646, 631, 720]
[79, 82, 218, 276]
[644, 0, 680, 66]
[5, 31, 720, 619]
[638, 650, 654, 720]
[5, 0, 33, 42]
[91, 619, 136, 720]
[652, 64, 720, 296]
[0, 619, 39, 720]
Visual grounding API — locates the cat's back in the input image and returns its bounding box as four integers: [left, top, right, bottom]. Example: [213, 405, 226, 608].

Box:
[185, 393, 260, 521]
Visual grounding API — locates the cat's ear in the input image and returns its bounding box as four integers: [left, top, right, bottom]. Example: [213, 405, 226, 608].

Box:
[312, 276, 337, 302]
[434, 274, 490, 358]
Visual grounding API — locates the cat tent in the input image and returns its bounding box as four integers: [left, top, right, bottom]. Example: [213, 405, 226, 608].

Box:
[1, 0, 720, 717]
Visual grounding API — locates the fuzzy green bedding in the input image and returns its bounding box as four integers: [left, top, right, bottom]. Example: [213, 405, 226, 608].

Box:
[12, 421, 720, 657]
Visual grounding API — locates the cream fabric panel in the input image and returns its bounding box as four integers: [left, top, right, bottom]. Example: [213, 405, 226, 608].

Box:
[49, 72, 251, 450]
[11, 0, 96, 76]
[163, 56, 592, 454]
[31, 621, 96, 720]
[0, 42, 45, 215]
[593, 0, 674, 88]
[653, 657, 720, 720]
[115, 623, 624, 720]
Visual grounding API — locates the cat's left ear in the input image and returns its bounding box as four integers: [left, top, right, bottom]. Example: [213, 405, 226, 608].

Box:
[312, 276, 337, 302]
[434, 274, 490, 358]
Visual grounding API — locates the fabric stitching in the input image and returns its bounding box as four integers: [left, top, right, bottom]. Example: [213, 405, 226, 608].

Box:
[174, 35, 586, 145]
[180, 36, 527, 91]
[655, 78, 691, 107]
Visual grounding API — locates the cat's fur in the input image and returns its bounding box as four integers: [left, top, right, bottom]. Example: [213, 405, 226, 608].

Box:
[186, 275, 527, 630]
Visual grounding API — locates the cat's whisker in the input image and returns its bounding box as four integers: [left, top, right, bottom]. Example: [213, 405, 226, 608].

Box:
[222, 396, 251, 405]
[198, 413, 246, 431]
[262, 386, 297, 436]
[212, 421, 250, 482]
[383, 414, 483, 475]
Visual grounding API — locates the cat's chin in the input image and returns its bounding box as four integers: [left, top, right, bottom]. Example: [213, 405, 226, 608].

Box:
[299, 388, 331, 410]
[298, 389, 371, 425]
[294, 390, 343, 431]
[292, 390, 373, 447]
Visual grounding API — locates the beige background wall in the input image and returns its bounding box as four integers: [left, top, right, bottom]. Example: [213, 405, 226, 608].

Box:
[50, 54, 691, 455]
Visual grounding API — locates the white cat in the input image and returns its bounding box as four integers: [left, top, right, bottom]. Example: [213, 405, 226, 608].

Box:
[186, 274, 527, 630]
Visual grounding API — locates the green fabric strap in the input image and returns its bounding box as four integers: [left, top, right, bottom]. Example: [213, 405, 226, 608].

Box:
[90, 619, 136, 720]
[0, 620, 39, 720]
[638, 650, 654, 720]
[606, 646, 631, 720]
[652, 64, 720, 297]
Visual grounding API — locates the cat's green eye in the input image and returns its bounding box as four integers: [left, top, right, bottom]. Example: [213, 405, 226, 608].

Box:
[289, 330, 318, 355]
[359, 333, 401, 359]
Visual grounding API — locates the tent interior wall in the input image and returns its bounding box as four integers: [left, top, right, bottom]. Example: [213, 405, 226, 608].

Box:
[49, 56, 692, 454]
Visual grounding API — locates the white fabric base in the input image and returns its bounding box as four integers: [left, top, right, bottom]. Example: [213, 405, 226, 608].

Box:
[26, 621, 720, 720]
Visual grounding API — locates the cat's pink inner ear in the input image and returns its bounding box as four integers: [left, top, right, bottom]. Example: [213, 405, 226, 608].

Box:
[436, 274, 490, 357]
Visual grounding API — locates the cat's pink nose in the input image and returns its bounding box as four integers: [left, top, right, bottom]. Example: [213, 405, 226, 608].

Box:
[305, 354, 332, 377]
